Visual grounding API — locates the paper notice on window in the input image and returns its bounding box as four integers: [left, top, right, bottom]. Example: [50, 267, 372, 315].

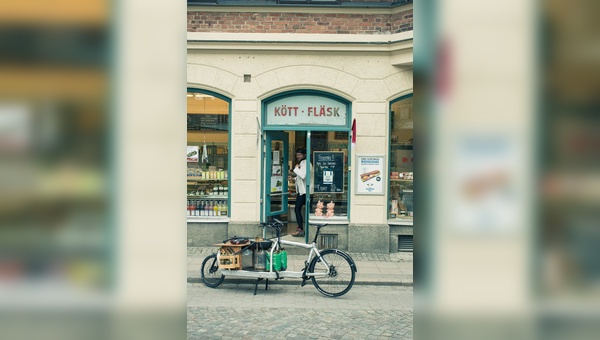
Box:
[323, 170, 333, 184]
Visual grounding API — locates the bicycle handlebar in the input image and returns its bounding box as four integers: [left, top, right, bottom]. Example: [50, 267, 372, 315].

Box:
[260, 219, 288, 228]
[260, 220, 329, 244]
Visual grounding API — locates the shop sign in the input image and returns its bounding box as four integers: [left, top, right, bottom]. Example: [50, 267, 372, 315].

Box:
[356, 155, 385, 195]
[187, 146, 199, 163]
[265, 95, 347, 127]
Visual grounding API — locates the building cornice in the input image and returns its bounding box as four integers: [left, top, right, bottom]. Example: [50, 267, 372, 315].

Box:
[188, 31, 412, 50]
[187, 32, 412, 66]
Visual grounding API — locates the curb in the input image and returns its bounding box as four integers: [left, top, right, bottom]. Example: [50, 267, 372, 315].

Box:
[187, 277, 413, 287]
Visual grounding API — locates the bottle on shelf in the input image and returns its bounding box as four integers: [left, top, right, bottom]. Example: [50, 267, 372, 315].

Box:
[213, 201, 219, 216]
[205, 201, 212, 216]
[221, 201, 228, 216]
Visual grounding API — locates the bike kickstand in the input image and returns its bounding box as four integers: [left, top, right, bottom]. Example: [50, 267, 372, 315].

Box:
[254, 278, 263, 295]
[265, 278, 269, 291]
[300, 267, 308, 287]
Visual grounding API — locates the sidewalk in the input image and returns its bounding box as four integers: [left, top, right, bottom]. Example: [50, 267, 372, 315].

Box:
[187, 247, 413, 286]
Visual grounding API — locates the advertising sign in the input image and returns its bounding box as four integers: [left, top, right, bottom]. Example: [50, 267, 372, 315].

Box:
[265, 95, 347, 127]
[356, 155, 385, 195]
[187, 146, 199, 163]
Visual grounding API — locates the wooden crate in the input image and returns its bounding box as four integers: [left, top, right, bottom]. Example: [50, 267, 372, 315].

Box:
[219, 254, 241, 269]
[216, 244, 246, 270]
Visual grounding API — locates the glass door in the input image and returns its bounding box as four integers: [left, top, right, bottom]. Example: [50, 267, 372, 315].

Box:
[264, 131, 289, 219]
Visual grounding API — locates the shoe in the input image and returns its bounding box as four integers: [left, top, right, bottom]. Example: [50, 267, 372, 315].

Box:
[291, 229, 305, 237]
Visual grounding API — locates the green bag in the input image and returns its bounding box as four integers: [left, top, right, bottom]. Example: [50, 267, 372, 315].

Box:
[280, 249, 287, 271]
[266, 251, 282, 271]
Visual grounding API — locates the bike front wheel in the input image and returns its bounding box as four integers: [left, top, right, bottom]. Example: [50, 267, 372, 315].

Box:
[201, 254, 224, 288]
[309, 249, 356, 297]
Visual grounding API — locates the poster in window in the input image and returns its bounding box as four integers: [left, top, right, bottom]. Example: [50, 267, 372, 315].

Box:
[356, 155, 385, 195]
[187, 146, 199, 163]
[271, 175, 283, 193]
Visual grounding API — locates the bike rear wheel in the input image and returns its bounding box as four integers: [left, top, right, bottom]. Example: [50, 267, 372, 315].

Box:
[201, 254, 224, 288]
[309, 249, 355, 297]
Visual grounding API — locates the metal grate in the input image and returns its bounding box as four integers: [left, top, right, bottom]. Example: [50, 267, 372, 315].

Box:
[398, 235, 413, 252]
[319, 234, 338, 249]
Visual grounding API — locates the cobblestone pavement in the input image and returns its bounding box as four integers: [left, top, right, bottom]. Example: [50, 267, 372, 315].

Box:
[188, 283, 413, 339]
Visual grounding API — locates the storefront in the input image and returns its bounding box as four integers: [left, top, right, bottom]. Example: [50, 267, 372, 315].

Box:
[187, 30, 413, 253]
[261, 91, 352, 242]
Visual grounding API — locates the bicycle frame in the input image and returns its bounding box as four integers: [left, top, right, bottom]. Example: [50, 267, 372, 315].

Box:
[269, 238, 331, 275]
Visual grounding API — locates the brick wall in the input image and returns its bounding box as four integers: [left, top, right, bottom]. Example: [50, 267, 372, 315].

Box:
[187, 10, 413, 34]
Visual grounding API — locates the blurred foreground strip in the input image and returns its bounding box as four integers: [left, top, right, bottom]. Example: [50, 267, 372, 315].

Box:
[0, 0, 111, 300]
[0, 0, 107, 25]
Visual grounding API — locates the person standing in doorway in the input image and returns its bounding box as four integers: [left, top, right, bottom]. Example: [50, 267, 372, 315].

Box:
[290, 147, 307, 237]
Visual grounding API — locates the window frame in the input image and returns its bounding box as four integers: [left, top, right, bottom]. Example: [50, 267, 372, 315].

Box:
[187, 88, 232, 220]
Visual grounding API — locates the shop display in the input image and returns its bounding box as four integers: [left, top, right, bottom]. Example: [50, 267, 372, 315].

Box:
[390, 172, 413, 180]
[314, 200, 324, 216]
[187, 166, 229, 218]
[326, 201, 335, 217]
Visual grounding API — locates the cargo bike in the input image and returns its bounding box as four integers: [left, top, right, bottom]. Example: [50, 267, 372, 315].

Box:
[200, 219, 357, 297]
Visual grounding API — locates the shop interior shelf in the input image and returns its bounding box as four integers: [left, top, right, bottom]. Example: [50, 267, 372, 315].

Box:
[187, 177, 228, 182]
[391, 143, 413, 149]
[187, 195, 228, 199]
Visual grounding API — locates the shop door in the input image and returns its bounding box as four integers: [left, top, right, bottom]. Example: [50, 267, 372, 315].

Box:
[264, 131, 289, 219]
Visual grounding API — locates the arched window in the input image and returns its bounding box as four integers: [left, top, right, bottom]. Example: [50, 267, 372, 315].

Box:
[388, 94, 413, 222]
[186, 89, 231, 219]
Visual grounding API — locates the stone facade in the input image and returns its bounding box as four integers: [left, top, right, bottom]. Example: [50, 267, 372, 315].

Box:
[187, 1, 413, 253]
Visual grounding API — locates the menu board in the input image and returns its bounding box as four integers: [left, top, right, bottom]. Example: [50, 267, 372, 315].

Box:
[313, 151, 344, 193]
[187, 114, 229, 131]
